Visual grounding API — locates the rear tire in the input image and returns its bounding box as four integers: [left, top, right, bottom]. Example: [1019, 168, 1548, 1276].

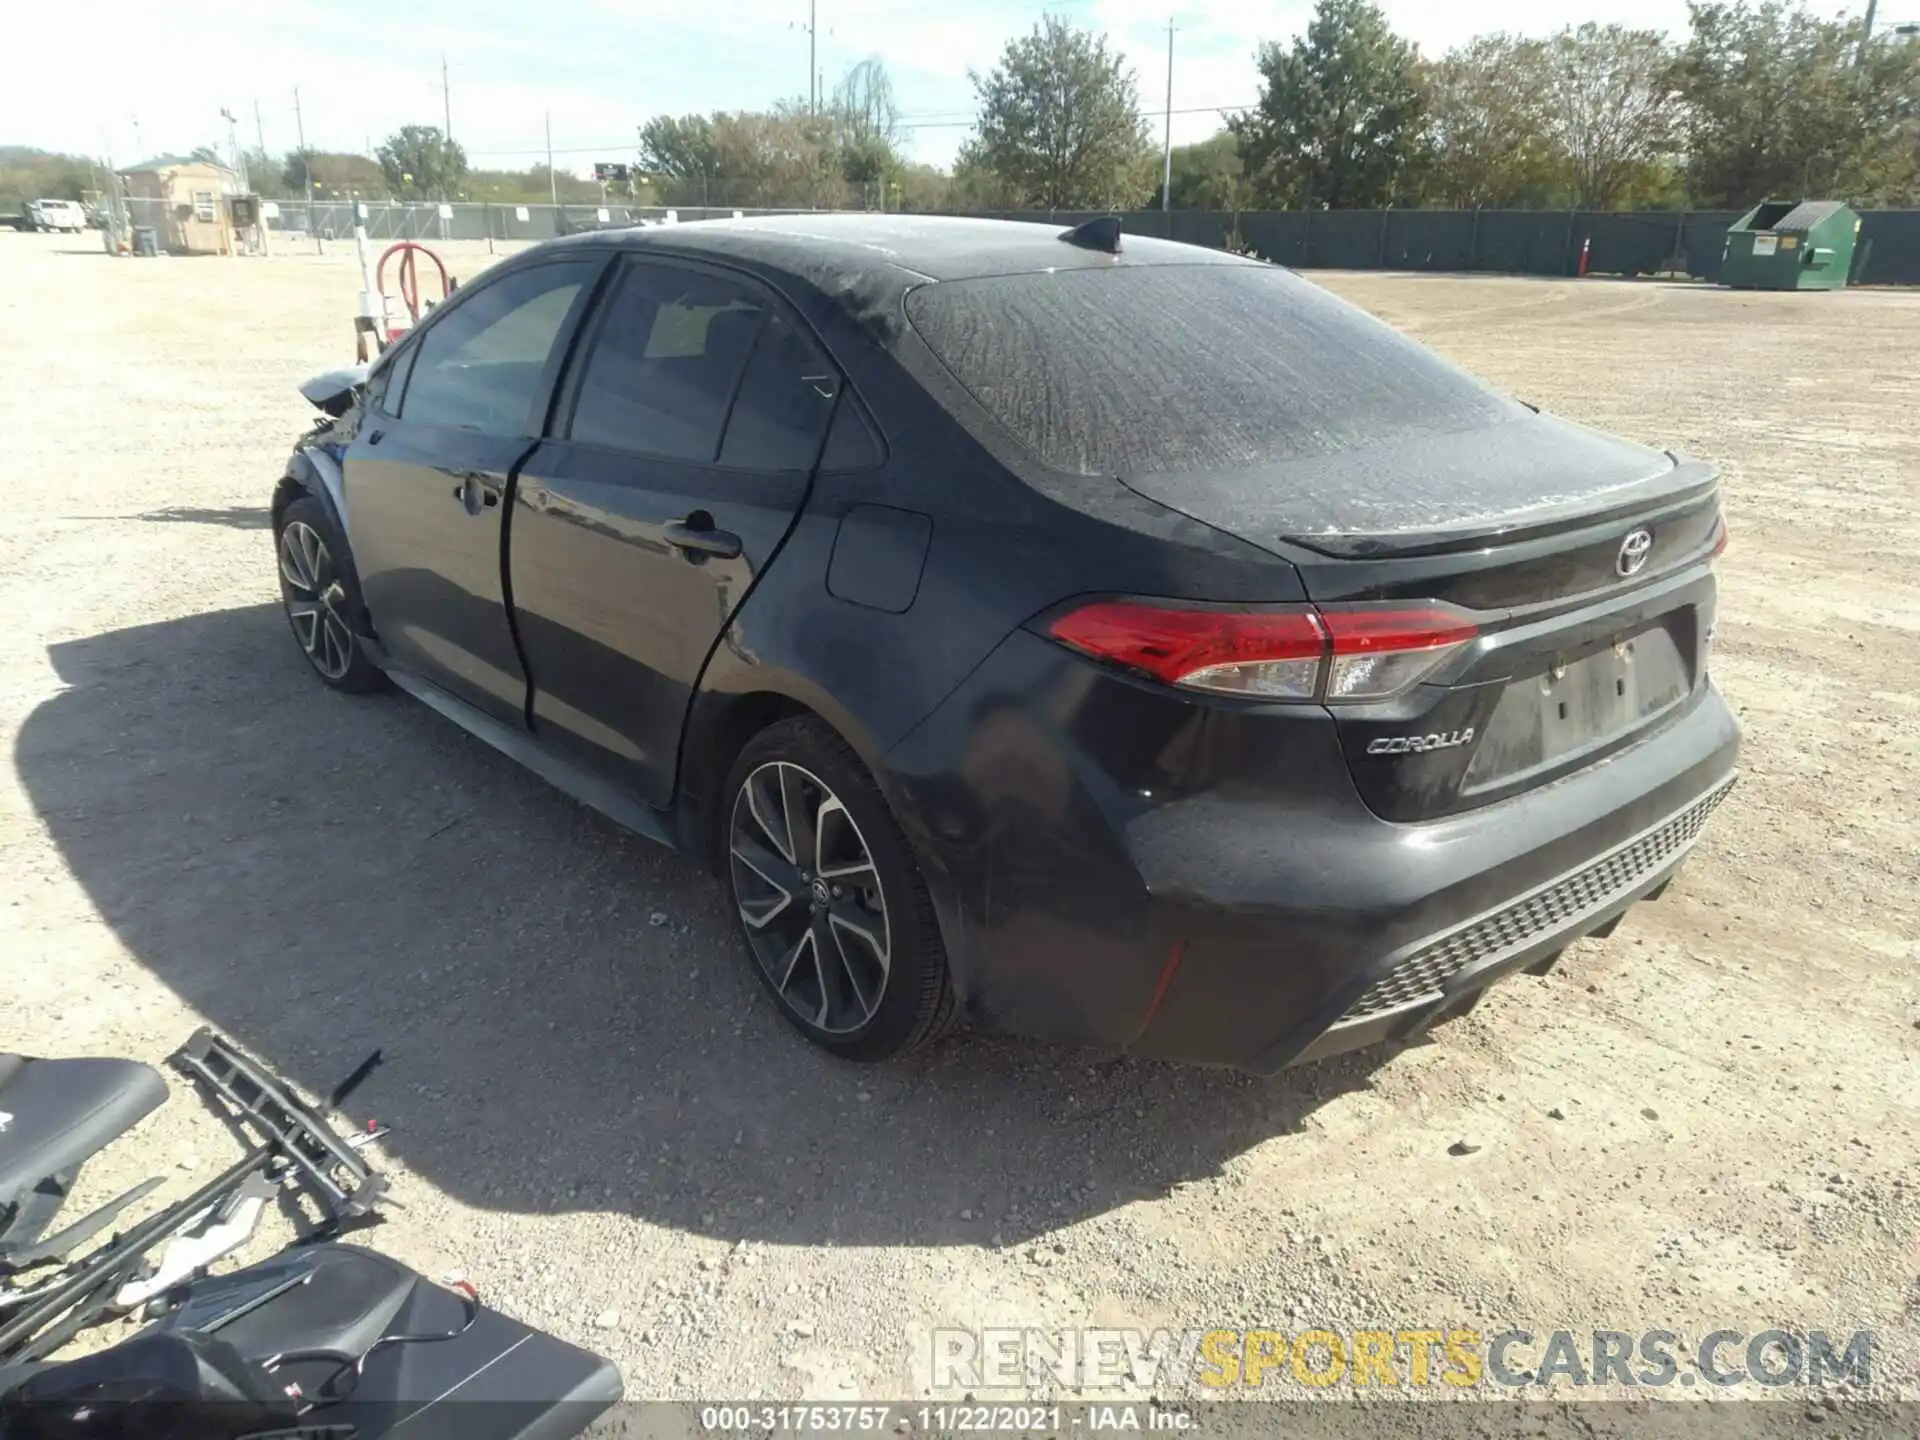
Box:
[721, 716, 957, 1062]
[274, 495, 387, 694]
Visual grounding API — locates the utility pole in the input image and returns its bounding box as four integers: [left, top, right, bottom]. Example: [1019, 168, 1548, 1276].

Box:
[547, 112, 558, 207]
[1858, 0, 1879, 62]
[1160, 20, 1175, 213]
[253, 100, 266, 161]
[809, 0, 818, 111]
[441, 54, 454, 202]
[132, 116, 143, 159]
[294, 86, 318, 253]
[221, 108, 244, 190]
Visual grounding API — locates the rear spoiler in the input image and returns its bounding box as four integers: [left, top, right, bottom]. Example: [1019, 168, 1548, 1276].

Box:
[1283, 456, 1720, 560]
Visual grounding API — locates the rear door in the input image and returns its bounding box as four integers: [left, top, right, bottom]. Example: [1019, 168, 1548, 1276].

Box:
[346, 255, 606, 723]
[510, 257, 840, 806]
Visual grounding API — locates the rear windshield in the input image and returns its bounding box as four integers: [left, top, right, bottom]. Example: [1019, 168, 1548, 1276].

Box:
[904, 264, 1517, 477]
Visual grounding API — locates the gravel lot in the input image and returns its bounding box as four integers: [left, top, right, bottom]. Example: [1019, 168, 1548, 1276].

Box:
[1, 230, 1915, 1412]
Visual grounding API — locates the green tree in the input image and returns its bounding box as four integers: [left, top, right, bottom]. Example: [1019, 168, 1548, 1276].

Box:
[892, 161, 954, 212]
[1419, 36, 1563, 207]
[0, 146, 94, 205]
[523, 165, 604, 204]
[962, 15, 1156, 210]
[638, 113, 722, 204]
[237, 148, 286, 196]
[1544, 24, 1681, 209]
[376, 125, 468, 199]
[947, 153, 1021, 210]
[833, 58, 904, 204]
[1678, 0, 1920, 207]
[1166, 131, 1246, 209]
[283, 150, 385, 196]
[640, 106, 845, 208]
[1232, 0, 1428, 208]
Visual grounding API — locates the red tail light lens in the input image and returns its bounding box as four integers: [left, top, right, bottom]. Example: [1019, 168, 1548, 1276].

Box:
[1047, 599, 1478, 703]
[1047, 601, 1327, 699]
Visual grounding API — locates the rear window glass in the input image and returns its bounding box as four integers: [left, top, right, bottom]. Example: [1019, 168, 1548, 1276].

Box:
[904, 264, 1516, 477]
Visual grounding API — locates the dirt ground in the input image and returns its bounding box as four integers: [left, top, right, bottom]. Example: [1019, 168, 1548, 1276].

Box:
[1, 230, 1915, 1413]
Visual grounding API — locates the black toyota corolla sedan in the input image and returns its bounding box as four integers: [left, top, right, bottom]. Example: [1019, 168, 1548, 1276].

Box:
[272, 214, 1738, 1073]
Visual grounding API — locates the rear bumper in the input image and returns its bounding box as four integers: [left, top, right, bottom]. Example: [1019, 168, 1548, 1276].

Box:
[1279, 775, 1730, 1071]
[882, 629, 1741, 1073]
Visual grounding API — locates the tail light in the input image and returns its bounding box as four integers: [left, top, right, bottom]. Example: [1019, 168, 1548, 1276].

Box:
[1047, 599, 1478, 704]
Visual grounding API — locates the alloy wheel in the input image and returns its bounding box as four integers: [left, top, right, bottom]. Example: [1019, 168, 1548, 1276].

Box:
[728, 760, 891, 1035]
[278, 520, 354, 682]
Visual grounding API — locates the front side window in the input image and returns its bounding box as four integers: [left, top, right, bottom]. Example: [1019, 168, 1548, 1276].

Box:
[399, 260, 600, 435]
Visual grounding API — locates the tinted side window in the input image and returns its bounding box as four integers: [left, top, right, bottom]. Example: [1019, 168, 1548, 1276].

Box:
[818, 393, 884, 472]
[368, 339, 417, 418]
[399, 260, 599, 435]
[568, 264, 767, 462]
[718, 314, 839, 471]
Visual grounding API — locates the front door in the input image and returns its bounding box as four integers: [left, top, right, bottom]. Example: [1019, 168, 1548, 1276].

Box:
[346, 256, 605, 723]
[510, 258, 840, 805]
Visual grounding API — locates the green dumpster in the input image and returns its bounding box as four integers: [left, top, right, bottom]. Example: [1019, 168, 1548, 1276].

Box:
[1720, 199, 1860, 290]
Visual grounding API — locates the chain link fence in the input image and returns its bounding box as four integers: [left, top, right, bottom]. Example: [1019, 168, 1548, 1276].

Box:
[260, 199, 810, 245]
[99, 193, 1920, 285]
[976, 207, 1919, 285]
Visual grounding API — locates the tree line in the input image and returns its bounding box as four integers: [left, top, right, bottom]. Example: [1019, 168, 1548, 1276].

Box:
[1006, 0, 1919, 214]
[6, 0, 1914, 216]
[644, 0, 1919, 214]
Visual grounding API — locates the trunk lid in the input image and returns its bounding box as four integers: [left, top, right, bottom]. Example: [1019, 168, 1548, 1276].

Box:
[1118, 417, 1723, 824]
[1115, 409, 1707, 565]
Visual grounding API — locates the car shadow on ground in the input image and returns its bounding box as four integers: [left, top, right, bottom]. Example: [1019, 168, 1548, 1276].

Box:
[15, 604, 1391, 1248]
[138, 505, 274, 530]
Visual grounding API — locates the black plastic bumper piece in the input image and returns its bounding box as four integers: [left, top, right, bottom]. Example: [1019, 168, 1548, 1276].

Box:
[1266, 773, 1736, 1073]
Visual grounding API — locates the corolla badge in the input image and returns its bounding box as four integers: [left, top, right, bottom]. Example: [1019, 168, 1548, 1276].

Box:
[1366, 727, 1475, 756]
[1617, 527, 1654, 577]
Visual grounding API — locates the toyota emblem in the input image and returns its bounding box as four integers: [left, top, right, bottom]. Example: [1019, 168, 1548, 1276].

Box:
[1617, 527, 1654, 577]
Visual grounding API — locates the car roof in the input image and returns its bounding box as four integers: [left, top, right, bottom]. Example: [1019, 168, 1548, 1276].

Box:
[540, 212, 1258, 284]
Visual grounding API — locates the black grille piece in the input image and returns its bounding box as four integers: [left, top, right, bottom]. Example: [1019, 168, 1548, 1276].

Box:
[1333, 783, 1732, 1026]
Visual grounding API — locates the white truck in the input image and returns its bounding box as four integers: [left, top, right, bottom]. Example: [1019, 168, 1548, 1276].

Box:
[27, 198, 88, 232]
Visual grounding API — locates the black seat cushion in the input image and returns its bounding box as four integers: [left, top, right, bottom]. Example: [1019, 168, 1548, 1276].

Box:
[0, 1056, 168, 1206]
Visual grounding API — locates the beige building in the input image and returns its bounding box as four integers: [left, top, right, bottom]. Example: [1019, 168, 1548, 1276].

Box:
[120, 156, 238, 254]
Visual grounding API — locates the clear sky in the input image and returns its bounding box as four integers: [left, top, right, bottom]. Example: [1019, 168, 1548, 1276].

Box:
[8, 0, 1728, 179]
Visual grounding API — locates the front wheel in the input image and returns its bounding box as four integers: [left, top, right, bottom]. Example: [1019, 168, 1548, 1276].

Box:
[274, 495, 387, 693]
[722, 716, 956, 1062]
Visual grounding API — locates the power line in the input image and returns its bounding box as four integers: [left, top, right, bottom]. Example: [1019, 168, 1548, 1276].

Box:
[451, 96, 1256, 163]
[901, 99, 1255, 131]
